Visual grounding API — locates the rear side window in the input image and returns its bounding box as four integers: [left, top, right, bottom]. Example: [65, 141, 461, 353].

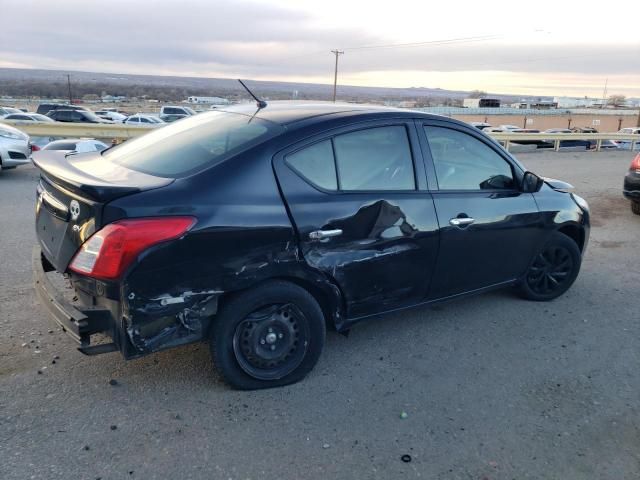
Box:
[333, 126, 415, 191]
[285, 125, 415, 192]
[287, 140, 337, 190]
[105, 111, 281, 178]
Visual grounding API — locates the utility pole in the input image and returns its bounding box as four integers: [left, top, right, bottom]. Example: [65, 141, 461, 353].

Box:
[600, 78, 608, 109]
[331, 50, 344, 102]
[66, 74, 73, 104]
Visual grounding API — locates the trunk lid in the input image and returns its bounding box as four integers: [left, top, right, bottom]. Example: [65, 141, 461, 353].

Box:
[34, 151, 173, 271]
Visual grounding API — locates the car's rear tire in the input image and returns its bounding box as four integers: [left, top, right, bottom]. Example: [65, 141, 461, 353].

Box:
[210, 281, 326, 390]
[519, 232, 582, 301]
[631, 202, 640, 216]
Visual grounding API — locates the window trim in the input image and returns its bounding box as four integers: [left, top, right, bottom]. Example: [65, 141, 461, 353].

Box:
[419, 120, 525, 194]
[282, 121, 421, 194]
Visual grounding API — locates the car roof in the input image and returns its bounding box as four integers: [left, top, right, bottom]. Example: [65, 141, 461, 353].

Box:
[47, 138, 99, 145]
[217, 101, 440, 126]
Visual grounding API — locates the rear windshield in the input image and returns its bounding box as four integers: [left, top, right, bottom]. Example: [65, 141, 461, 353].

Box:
[44, 142, 78, 151]
[104, 111, 281, 178]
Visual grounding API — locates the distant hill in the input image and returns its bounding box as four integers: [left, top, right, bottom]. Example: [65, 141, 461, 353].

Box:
[0, 67, 540, 104]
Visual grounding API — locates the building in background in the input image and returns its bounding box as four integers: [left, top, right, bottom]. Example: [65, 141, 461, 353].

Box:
[554, 96, 601, 108]
[511, 100, 558, 109]
[187, 96, 230, 105]
[463, 98, 500, 108]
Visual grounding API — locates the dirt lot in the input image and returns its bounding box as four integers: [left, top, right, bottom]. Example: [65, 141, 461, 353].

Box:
[1, 150, 638, 479]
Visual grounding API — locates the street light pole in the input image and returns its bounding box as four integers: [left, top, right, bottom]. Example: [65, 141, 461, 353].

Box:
[331, 50, 344, 102]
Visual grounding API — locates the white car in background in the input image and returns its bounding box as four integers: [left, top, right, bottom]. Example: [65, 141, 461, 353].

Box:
[0, 123, 31, 172]
[2, 112, 55, 124]
[41, 138, 109, 154]
[95, 110, 127, 123]
[616, 127, 640, 150]
[124, 114, 165, 126]
[0, 106, 23, 117]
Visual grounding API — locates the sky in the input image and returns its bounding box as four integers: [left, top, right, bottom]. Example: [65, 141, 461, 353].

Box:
[1, 0, 639, 97]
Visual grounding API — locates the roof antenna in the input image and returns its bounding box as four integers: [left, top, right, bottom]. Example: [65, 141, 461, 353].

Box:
[238, 79, 267, 109]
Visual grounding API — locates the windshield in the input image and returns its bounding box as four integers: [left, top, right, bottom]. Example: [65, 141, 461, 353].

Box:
[103, 111, 281, 178]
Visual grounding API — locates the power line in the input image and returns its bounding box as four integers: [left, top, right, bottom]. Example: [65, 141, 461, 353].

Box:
[342, 34, 502, 51]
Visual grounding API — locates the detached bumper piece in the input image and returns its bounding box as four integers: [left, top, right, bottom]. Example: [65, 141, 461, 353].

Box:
[32, 246, 118, 355]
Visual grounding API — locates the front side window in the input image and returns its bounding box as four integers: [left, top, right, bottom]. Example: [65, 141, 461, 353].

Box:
[424, 126, 515, 191]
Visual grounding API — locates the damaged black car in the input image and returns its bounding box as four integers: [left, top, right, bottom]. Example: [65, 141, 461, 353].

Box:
[33, 103, 590, 389]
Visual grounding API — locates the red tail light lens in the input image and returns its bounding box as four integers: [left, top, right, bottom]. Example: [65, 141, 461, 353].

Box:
[631, 153, 640, 171]
[69, 217, 195, 280]
[30, 144, 40, 152]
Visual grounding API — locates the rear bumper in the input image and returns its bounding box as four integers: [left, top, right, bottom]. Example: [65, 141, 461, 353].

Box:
[32, 246, 118, 355]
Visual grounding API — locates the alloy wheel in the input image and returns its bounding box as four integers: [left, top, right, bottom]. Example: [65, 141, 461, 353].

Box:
[526, 245, 574, 295]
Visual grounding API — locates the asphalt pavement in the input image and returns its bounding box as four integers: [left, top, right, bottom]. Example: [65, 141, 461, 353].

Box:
[1, 150, 638, 479]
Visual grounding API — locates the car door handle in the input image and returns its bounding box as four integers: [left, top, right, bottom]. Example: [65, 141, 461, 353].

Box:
[309, 229, 343, 241]
[449, 217, 475, 227]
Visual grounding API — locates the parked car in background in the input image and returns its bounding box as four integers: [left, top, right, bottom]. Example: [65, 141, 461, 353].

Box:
[159, 105, 196, 122]
[41, 138, 109, 153]
[541, 128, 593, 150]
[470, 121, 491, 130]
[483, 125, 521, 133]
[47, 110, 113, 124]
[616, 128, 640, 151]
[36, 104, 88, 116]
[95, 110, 127, 123]
[570, 127, 598, 133]
[623, 153, 640, 215]
[0, 123, 31, 172]
[0, 106, 23, 117]
[124, 114, 165, 126]
[32, 103, 590, 390]
[3, 113, 55, 124]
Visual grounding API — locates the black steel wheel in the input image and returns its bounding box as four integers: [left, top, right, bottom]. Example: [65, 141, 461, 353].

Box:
[211, 281, 325, 390]
[519, 232, 582, 301]
[232, 303, 310, 381]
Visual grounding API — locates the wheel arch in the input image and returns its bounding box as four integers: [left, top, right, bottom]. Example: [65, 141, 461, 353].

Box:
[215, 273, 346, 333]
[556, 223, 586, 252]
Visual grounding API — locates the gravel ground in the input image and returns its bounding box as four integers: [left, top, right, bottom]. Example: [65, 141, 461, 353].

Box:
[1, 150, 638, 480]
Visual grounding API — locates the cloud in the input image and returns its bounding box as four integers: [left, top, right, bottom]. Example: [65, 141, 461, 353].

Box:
[1, 0, 638, 88]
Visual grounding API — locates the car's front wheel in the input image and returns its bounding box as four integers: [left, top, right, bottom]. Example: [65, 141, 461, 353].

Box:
[519, 232, 582, 301]
[210, 281, 326, 390]
[631, 202, 640, 216]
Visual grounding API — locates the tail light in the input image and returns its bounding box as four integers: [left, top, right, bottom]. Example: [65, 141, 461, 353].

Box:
[30, 143, 40, 152]
[631, 153, 640, 172]
[69, 217, 195, 280]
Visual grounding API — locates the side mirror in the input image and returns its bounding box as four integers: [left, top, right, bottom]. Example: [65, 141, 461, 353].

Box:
[522, 171, 544, 193]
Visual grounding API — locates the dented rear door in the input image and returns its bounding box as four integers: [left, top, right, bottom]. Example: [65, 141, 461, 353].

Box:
[274, 120, 440, 319]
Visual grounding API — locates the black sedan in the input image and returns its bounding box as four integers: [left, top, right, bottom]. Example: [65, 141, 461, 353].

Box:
[624, 153, 640, 215]
[33, 103, 590, 389]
